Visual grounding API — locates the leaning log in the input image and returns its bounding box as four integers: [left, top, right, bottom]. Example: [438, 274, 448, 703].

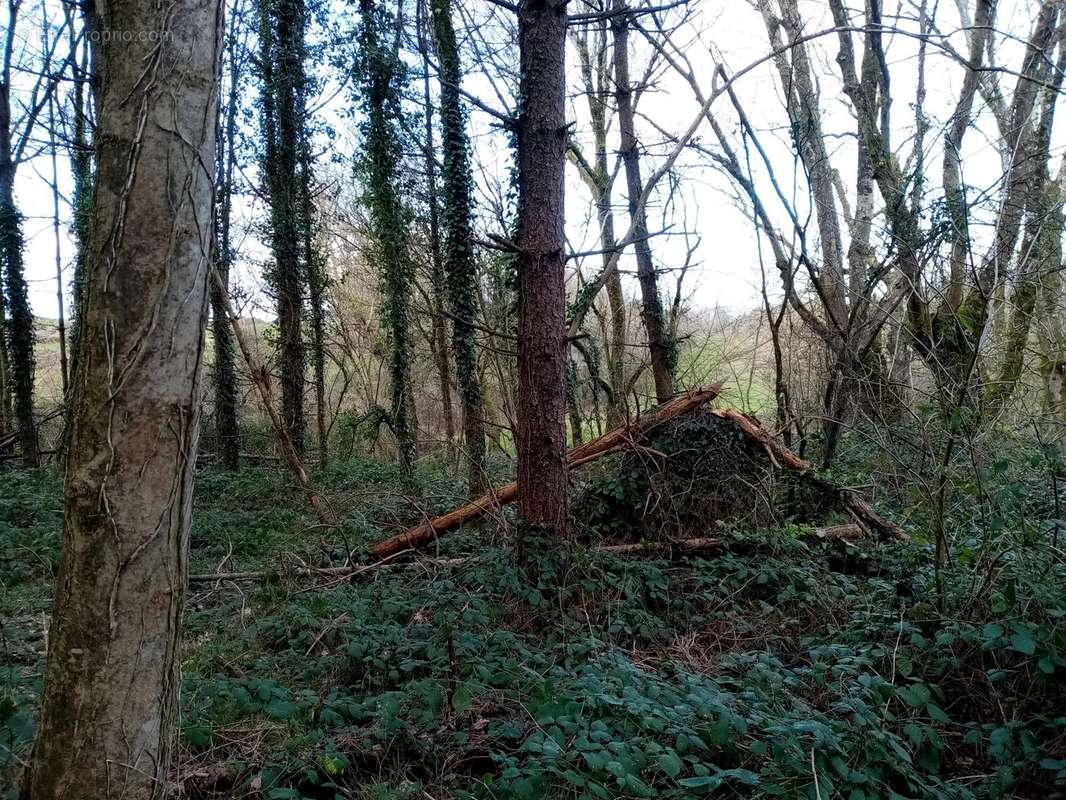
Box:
[210, 268, 334, 528]
[709, 408, 906, 541]
[369, 384, 724, 559]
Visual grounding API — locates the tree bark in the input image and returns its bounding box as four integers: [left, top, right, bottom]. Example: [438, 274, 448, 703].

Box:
[260, 0, 307, 457]
[418, 21, 458, 452]
[25, 0, 222, 793]
[516, 0, 570, 539]
[430, 0, 489, 494]
[301, 152, 328, 470]
[211, 12, 243, 471]
[612, 5, 673, 403]
[0, 82, 38, 466]
[64, 32, 93, 435]
[0, 300, 8, 437]
[359, 0, 417, 476]
[46, 93, 69, 401]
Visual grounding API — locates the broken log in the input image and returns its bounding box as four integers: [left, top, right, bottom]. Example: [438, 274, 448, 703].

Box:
[369, 384, 724, 559]
[709, 409, 906, 541]
[598, 524, 867, 557]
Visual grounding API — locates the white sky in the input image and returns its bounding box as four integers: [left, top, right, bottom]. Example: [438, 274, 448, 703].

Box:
[10, 0, 1053, 323]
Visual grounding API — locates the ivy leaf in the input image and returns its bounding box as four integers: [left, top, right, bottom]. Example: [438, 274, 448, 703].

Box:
[1010, 626, 1037, 656]
[452, 682, 474, 713]
[182, 724, 212, 748]
[926, 703, 949, 723]
[266, 699, 299, 720]
[658, 751, 682, 778]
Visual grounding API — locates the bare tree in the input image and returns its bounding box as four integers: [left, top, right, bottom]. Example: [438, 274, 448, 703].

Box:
[613, 0, 674, 403]
[568, 5, 628, 425]
[0, 0, 70, 465]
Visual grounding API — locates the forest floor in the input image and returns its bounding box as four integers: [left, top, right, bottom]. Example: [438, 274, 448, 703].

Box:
[1, 447, 1064, 799]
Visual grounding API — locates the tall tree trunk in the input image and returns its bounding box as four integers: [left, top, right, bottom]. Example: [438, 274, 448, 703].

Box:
[359, 0, 416, 476]
[63, 33, 94, 459]
[260, 0, 307, 457]
[25, 0, 221, 792]
[612, 7, 673, 403]
[430, 0, 488, 494]
[47, 93, 69, 401]
[301, 152, 328, 470]
[987, 35, 1066, 415]
[211, 12, 242, 471]
[0, 300, 9, 436]
[0, 167, 37, 467]
[417, 5, 457, 454]
[516, 0, 569, 539]
[0, 61, 37, 466]
[570, 20, 626, 427]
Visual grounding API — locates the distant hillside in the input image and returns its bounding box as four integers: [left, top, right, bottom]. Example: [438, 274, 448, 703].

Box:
[29, 315, 274, 409]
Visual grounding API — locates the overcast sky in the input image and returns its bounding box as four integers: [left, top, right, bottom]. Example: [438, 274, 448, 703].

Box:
[10, 0, 1054, 323]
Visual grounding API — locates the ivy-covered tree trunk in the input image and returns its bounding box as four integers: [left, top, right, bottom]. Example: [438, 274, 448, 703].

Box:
[612, 10, 673, 404]
[301, 154, 328, 470]
[61, 34, 93, 460]
[566, 355, 583, 446]
[211, 18, 243, 471]
[24, 0, 220, 791]
[0, 301, 9, 436]
[515, 0, 569, 539]
[260, 0, 307, 457]
[359, 0, 417, 476]
[1, 55, 37, 466]
[418, 7, 457, 454]
[430, 0, 488, 495]
[0, 166, 37, 467]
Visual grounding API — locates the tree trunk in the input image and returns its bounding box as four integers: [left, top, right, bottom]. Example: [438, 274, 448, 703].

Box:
[612, 7, 673, 403]
[570, 22, 626, 427]
[260, 0, 307, 458]
[0, 166, 37, 467]
[567, 354, 583, 446]
[65, 33, 93, 417]
[372, 385, 722, 559]
[417, 10, 458, 454]
[359, 0, 417, 476]
[211, 17, 243, 471]
[47, 94, 69, 401]
[516, 0, 569, 539]
[25, 0, 221, 793]
[430, 0, 489, 494]
[0, 65, 37, 466]
[0, 300, 9, 437]
[301, 154, 328, 470]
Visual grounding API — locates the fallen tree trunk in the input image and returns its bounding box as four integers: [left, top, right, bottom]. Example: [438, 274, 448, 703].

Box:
[369, 385, 724, 559]
[710, 409, 906, 541]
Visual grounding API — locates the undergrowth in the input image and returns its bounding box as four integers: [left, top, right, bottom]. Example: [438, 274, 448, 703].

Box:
[1, 445, 1064, 799]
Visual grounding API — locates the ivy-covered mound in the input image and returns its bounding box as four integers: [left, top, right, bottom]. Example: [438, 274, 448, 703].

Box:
[573, 410, 777, 541]
[3, 459, 1065, 800]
